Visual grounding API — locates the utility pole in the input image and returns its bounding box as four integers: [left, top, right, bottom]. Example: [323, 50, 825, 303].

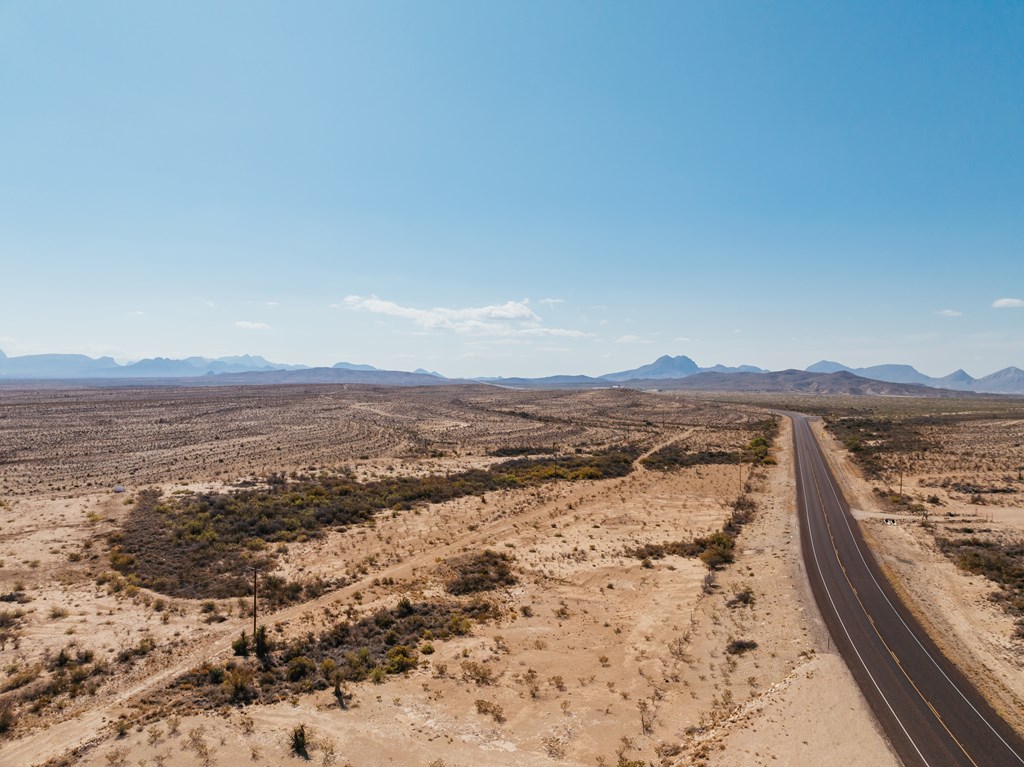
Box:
[252, 567, 258, 639]
[738, 451, 743, 496]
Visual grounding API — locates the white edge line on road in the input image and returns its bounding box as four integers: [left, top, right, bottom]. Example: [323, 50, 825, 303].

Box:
[794, 421, 932, 767]
[811, 419, 1024, 765]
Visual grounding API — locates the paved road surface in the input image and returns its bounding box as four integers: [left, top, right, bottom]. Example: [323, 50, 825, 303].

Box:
[789, 412, 1024, 767]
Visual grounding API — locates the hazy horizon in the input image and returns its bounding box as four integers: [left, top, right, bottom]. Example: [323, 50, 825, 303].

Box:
[2, 2, 1022, 378]
[1, 344, 1021, 382]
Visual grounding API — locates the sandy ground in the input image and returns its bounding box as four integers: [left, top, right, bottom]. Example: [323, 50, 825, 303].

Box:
[672, 418, 898, 767]
[0, 389, 899, 766]
[812, 418, 1024, 735]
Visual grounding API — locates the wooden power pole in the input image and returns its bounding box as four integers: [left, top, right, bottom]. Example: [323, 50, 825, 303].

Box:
[252, 567, 258, 639]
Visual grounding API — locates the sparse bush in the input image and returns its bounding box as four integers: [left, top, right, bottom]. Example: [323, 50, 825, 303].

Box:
[223, 666, 256, 702]
[725, 638, 758, 655]
[254, 625, 272, 661]
[186, 726, 210, 763]
[727, 586, 755, 607]
[290, 724, 309, 759]
[475, 699, 506, 723]
[116, 635, 155, 665]
[0, 698, 15, 734]
[638, 699, 654, 735]
[288, 655, 316, 682]
[104, 747, 128, 767]
[461, 660, 496, 686]
[232, 631, 250, 657]
[384, 645, 418, 674]
[445, 550, 517, 595]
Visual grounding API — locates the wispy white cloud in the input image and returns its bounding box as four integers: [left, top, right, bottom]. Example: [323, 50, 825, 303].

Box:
[935, 309, 962, 317]
[993, 298, 1024, 309]
[235, 320, 270, 330]
[539, 298, 564, 305]
[616, 334, 652, 344]
[341, 295, 590, 338]
[128, 310, 145, 316]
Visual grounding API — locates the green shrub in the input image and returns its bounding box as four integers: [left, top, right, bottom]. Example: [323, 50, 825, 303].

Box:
[446, 550, 517, 595]
[287, 656, 316, 682]
[384, 645, 418, 674]
[232, 632, 250, 657]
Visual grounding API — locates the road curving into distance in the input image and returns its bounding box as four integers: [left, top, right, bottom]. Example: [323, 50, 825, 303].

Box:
[787, 412, 1024, 767]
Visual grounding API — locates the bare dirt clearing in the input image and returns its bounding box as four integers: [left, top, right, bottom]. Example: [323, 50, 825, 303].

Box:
[0, 385, 892, 766]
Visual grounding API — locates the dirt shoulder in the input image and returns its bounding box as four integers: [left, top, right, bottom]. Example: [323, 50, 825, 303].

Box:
[682, 416, 899, 767]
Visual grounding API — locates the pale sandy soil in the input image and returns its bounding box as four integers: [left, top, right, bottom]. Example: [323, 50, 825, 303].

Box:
[0, 388, 897, 766]
[672, 418, 898, 767]
[812, 418, 1024, 734]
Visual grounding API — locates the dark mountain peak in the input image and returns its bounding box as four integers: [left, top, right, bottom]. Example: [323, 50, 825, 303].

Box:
[937, 369, 976, 388]
[701, 363, 766, 374]
[856, 364, 932, 385]
[332, 361, 378, 372]
[120, 358, 205, 376]
[602, 354, 699, 382]
[806, 361, 936, 386]
[805, 360, 852, 374]
[216, 354, 273, 366]
[970, 366, 1024, 394]
[985, 366, 1024, 378]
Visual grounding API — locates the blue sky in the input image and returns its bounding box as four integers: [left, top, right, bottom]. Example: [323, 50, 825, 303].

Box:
[1, 1, 1022, 378]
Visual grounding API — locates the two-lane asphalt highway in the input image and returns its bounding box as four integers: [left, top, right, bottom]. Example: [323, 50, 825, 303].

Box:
[789, 412, 1024, 767]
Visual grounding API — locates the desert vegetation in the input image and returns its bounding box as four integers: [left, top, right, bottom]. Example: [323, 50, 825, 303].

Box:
[641, 418, 778, 472]
[444, 550, 517, 595]
[816, 398, 1024, 640]
[627, 496, 759, 570]
[172, 599, 497, 709]
[937, 536, 1024, 637]
[111, 447, 637, 602]
[1, 384, 865, 767]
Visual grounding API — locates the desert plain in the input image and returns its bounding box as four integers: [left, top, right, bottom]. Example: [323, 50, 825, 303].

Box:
[0, 384, 1022, 767]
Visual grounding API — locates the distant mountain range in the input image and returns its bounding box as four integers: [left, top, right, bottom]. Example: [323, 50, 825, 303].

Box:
[640, 369, 973, 397]
[804, 360, 1024, 394]
[480, 355, 766, 387]
[0, 351, 340, 379]
[1, 349, 1021, 395]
